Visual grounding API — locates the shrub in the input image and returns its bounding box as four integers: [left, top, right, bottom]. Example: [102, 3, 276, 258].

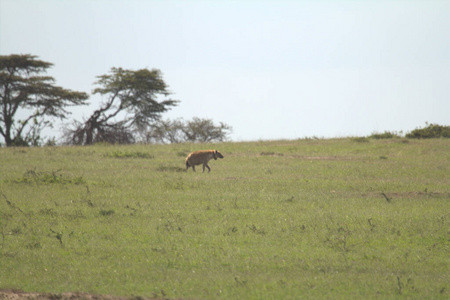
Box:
[144, 117, 232, 144]
[369, 131, 401, 139]
[406, 123, 450, 139]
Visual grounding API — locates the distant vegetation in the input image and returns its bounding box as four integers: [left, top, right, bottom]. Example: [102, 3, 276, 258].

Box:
[405, 123, 450, 139]
[369, 131, 401, 139]
[143, 117, 232, 144]
[1, 54, 231, 147]
[1, 54, 448, 147]
[369, 123, 450, 140]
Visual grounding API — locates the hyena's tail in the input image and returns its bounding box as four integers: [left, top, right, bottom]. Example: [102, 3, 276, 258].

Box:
[186, 160, 190, 169]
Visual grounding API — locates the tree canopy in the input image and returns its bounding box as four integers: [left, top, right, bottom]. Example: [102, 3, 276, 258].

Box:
[63, 67, 178, 145]
[2, 55, 231, 146]
[0, 54, 88, 146]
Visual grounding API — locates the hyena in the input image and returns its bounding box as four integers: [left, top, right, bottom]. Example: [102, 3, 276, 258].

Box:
[185, 150, 224, 172]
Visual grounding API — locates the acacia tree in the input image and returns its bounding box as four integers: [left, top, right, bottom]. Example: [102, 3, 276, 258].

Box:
[0, 54, 89, 146]
[63, 67, 178, 145]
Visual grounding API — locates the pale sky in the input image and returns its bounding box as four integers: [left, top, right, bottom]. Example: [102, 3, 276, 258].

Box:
[1, 0, 449, 141]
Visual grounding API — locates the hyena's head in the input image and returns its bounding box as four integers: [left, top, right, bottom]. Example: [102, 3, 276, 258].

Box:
[213, 150, 224, 160]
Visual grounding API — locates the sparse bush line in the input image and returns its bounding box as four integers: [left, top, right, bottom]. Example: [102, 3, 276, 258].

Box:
[104, 151, 154, 159]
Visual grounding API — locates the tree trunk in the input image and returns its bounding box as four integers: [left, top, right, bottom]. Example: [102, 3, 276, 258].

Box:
[4, 117, 13, 146]
[85, 120, 94, 145]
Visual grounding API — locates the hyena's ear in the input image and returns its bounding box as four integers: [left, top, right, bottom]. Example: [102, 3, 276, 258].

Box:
[213, 150, 217, 160]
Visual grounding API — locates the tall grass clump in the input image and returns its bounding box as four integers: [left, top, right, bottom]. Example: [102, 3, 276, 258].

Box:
[5, 168, 86, 185]
[104, 150, 154, 159]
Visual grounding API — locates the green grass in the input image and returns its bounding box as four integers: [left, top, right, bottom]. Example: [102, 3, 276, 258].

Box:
[0, 139, 449, 299]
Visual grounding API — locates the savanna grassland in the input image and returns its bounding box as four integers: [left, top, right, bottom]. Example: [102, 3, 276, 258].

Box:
[0, 138, 449, 299]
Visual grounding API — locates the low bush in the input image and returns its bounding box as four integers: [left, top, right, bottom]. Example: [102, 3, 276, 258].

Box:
[406, 123, 450, 139]
[369, 131, 401, 139]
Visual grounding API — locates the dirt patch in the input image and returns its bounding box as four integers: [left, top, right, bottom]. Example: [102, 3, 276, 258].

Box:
[388, 191, 450, 199]
[0, 290, 161, 300]
[298, 156, 343, 160]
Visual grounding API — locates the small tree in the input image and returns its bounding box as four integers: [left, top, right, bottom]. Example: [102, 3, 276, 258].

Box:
[143, 118, 185, 144]
[63, 67, 178, 145]
[183, 117, 232, 143]
[0, 54, 88, 146]
[145, 117, 232, 144]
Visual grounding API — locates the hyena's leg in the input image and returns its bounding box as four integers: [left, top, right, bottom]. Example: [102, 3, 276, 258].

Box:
[192, 165, 196, 172]
[203, 163, 211, 173]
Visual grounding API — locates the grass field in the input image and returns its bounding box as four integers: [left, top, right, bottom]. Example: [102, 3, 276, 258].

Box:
[0, 138, 449, 299]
